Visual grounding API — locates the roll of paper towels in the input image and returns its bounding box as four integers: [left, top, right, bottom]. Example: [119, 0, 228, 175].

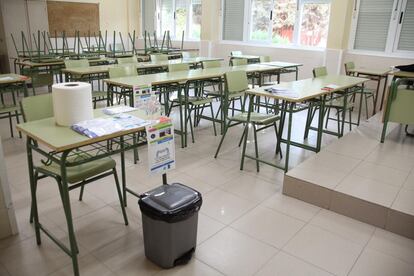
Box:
[52, 82, 94, 126]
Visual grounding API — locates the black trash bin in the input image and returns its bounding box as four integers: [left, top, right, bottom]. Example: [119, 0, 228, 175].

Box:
[138, 183, 202, 268]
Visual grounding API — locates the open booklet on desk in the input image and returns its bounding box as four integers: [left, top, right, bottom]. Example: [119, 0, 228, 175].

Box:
[72, 113, 150, 138]
[264, 87, 300, 98]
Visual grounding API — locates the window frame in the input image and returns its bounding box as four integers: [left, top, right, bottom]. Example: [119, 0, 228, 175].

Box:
[141, 0, 201, 41]
[348, 0, 414, 57]
[221, 0, 331, 48]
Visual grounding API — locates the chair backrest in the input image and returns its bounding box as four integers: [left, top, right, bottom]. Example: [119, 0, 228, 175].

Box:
[168, 63, 190, 72]
[344, 62, 355, 75]
[117, 56, 137, 64]
[224, 71, 249, 96]
[182, 51, 197, 59]
[150, 54, 169, 62]
[260, 56, 270, 63]
[202, 60, 222, 69]
[231, 58, 248, 66]
[313, 66, 327, 78]
[108, 65, 138, 78]
[231, 51, 242, 56]
[385, 78, 414, 124]
[64, 59, 89, 68]
[20, 94, 54, 122]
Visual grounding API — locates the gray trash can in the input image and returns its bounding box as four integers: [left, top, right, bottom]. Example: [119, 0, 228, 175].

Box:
[138, 183, 202, 268]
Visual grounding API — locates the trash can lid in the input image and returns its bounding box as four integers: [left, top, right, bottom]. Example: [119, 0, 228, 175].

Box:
[139, 183, 202, 223]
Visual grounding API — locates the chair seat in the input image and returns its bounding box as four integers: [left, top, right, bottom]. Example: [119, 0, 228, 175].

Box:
[0, 105, 19, 114]
[327, 98, 355, 109]
[229, 112, 280, 125]
[37, 155, 116, 184]
[173, 96, 214, 106]
[92, 91, 108, 98]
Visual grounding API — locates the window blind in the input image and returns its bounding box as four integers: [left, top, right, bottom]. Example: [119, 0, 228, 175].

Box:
[222, 0, 245, 41]
[354, 0, 394, 51]
[142, 0, 156, 33]
[398, 0, 414, 51]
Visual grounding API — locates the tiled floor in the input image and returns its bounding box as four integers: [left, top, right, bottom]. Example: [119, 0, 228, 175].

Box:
[1, 93, 414, 276]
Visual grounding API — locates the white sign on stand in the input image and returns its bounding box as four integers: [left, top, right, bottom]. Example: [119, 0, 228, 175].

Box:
[133, 84, 161, 119]
[145, 117, 176, 175]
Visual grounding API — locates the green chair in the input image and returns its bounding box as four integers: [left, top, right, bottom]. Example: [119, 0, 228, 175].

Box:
[150, 54, 169, 62]
[182, 51, 197, 59]
[167, 63, 217, 145]
[23, 69, 54, 96]
[201, 61, 223, 99]
[381, 78, 414, 142]
[304, 66, 355, 139]
[201, 60, 222, 69]
[214, 71, 281, 172]
[231, 51, 242, 56]
[0, 97, 21, 138]
[259, 56, 270, 63]
[21, 94, 128, 275]
[344, 61, 375, 119]
[64, 59, 107, 108]
[117, 56, 137, 64]
[167, 63, 190, 72]
[108, 65, 138, 105]
[107, 65, 140, 163]
[230, 58, 248, 66]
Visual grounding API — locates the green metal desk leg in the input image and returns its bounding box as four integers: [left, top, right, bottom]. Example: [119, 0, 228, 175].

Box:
[316, 95, 326, 152]
[380, 74, 388, 111]
[59, 151, 80, 276]
[23, 83, 29, 97]
[357, 83, 364, 126]
[284, 102, 294, 173]
[372, 76, 382, 116]
[381, 78, 394, 143]
[240, 94, 255, 171]
[340, 89, 349, 137]
[178, 87, 185, 148]
[27, 138, 41, 245]
[120, 136, 127, 206]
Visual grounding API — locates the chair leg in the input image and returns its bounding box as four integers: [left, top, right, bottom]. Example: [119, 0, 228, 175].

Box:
[336, 110, 341, 135]
[210, 104, 217, 136]
[325, 107, 331, 128]
[16, 111, 22, 138]
[8, 112, 14, 138]
[238, 126, 247, 147]
[349, 109, 352, 131]
[78, 183, 85, 201]
[214, 121, 229, 158]
[303, 105, 313, 139]
[253, 125, 260, 173]
[274, 122, 282, 159]
[29, 171, 39, 223]
[113, 169, 129, 225]
[57, 180, 80, 275]
[186, 109, 195, 143]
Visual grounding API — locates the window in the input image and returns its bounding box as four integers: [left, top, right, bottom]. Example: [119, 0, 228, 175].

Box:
[142, 0, 202, 40]
[222, 0, 331, 47]
[350, 0, 414, 54]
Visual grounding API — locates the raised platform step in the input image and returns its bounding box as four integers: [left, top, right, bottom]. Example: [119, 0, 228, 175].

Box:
[283, 117, 414, 239]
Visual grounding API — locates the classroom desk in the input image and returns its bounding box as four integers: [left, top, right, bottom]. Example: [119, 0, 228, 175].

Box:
[16, 109, 164, 276]
[0, 73, 29, 99]
[243, 75, 369, 172]
[104, 64, 283, 147]
[347, 67, 391, 116]
[16, 57, 115, 83]
[61, 57, 225, 80]
[229, 54, 261, 64]
[260, 61, 303, 80]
